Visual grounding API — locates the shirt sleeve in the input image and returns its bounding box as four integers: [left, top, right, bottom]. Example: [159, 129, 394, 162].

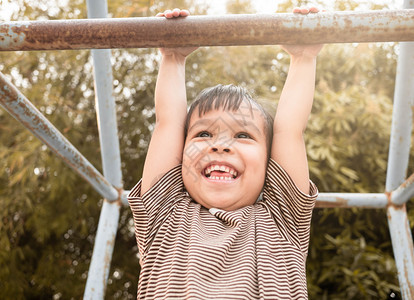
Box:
[261, 158, 318, 254]
[127, 165, 184, 256]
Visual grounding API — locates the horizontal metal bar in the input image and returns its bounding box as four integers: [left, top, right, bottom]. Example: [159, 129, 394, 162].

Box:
[391, 172, 414, 205]
[0, 72, 119, 201]
[119, 191, 392, 208]
[1, 10, 414, 51]
[315, 193, 388, 208]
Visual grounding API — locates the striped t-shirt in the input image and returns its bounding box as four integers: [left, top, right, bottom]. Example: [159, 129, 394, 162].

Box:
[128, 158, 318, 299]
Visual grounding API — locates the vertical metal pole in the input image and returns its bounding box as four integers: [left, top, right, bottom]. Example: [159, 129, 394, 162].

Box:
[83, 0, 123, 298]
[385, 1, 414, 298]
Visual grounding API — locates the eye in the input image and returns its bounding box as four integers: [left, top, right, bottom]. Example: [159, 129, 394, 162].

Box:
[197, 131, 211, 138]
[235, 132, 251, 139]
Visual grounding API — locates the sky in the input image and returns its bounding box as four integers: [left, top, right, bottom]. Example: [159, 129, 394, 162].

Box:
[205, 0, 405, 14]
[206, 0, 278, 14]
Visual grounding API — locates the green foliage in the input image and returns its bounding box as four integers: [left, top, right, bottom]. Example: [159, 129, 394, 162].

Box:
[308, 230, 399, 299]
[307, 44, 394, 193]
[1, 0, 413, 299]
[226, 0, 255, 14]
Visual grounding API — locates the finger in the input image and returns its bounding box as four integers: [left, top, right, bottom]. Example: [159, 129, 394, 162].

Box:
[293, 7, 310, 14]
[309, 7, 319, 13]
[164, 9, 173, 18]
[172, 8, 181, 17]
[156, 12, 164, 17]
[180, 9, 190, 17]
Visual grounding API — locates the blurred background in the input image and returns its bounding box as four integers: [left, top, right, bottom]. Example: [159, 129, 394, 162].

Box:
[0, 0, 411, 299]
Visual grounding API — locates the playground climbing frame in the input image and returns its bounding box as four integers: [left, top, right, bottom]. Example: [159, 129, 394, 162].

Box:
[1, 0, 414, 298]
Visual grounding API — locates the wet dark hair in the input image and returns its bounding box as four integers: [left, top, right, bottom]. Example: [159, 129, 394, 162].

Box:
[185, 84, 274, 156]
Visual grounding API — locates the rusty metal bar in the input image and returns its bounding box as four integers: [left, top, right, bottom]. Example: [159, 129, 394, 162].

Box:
[315, 193, 387, 208]
[0, 72, 118, 201]
[1, 10, 414, 51]
[391, 172, 414, 205]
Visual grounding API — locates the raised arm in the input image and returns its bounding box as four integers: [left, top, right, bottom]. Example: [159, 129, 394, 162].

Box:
[141, 9, 197, 195]
[271, 7, 323, 194]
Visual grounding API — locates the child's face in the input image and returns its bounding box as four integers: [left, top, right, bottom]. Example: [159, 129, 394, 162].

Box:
[182, 105, 268, 211]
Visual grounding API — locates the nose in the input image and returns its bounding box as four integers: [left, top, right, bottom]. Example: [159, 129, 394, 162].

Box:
[210, 141, 231, 153]
[211, 146, 230, 153]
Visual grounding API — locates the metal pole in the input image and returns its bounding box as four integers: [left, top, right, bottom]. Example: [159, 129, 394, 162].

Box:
[315, 193, 387, 208]
[119, 192, 390, 208]
[83, 0, 123, 298]
[385, 1, 414, 298]
[0, 72, 118, 201]
[1, 10, 414, 51]
[391, 172, 414, 205]
[121, 190, 129, 206]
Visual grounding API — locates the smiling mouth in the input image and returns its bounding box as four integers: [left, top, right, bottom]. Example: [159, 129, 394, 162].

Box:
[203, 164, 238, 181]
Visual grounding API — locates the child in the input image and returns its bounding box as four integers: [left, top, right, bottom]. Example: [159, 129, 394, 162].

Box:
[128, 7, 322, 299]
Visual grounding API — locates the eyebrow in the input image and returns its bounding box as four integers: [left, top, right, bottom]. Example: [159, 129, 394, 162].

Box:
[187, 119, 211, 133]
[187, 117, 262, 135]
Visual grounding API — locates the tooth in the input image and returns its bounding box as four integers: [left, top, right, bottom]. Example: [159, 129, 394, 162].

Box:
[214, 165, 220, 171]
[220, 176, 224, 180]
[220, 166, 226, 171]
[225, 167, 230, 173]
[230, 170, 234, 175]
[207, 167, 211, 174]
[234, 171, 238, 177]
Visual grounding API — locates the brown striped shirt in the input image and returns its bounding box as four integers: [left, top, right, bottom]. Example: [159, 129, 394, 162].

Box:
[128, 158, 318, 299]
